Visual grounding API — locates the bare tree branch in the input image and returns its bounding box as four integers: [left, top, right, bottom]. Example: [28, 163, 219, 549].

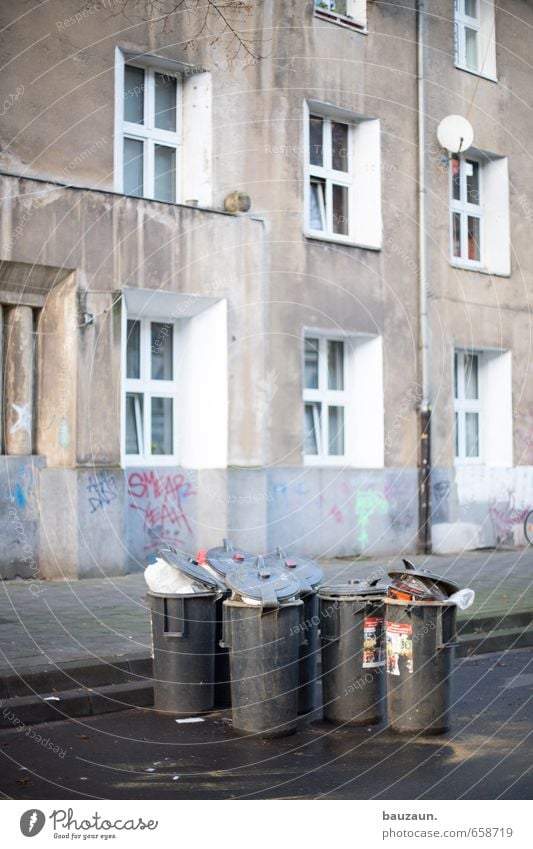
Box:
[109, 0, 262, 60]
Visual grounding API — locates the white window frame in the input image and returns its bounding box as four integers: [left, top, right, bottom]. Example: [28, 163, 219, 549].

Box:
[454, 350, 483, 464]
[454, 0, 480, 72]
[115, 58, 182, 202]
[303, 334, 348, 465]
[314, 0, 367, 30]
[305, 109, 355, 244]
[449, 153, 483, 269]
[454, 0, 497, 80]
[123, 316, 179, 465]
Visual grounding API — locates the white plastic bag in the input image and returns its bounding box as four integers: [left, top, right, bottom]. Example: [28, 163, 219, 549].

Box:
[448, 588, 475, 610]
[144, 558, 200, 594]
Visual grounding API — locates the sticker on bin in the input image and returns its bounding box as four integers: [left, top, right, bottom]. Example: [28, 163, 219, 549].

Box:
[363, 616, 385, 668]
[386, 621, 413, 676]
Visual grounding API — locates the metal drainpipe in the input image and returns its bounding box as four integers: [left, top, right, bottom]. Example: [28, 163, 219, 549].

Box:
[417, 0, 432, 554]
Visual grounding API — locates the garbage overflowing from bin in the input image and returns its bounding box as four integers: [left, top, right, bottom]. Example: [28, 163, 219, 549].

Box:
[144, 547, 474, 738]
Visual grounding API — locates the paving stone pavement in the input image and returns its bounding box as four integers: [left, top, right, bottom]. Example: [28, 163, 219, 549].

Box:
[0, 548, 531, 676]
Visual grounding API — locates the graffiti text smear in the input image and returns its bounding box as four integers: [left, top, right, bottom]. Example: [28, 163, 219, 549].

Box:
[128, 471, 195, 552]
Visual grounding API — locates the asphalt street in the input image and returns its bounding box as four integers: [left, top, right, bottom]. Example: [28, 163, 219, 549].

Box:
[0, 648, 531, 800]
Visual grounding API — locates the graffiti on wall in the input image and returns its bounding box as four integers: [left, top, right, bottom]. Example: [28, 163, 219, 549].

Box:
[128, 471, 196, 552]
[354, 489, 388, 549]
[87, 472, 118, 514]
[489, 490, 529, 545]
[12, 463, 36, 511]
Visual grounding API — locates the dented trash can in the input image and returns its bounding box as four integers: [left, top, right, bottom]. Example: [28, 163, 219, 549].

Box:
[222, 557, 302, 738]
[319, 580, 386, 726]
[385, 559, 459, 734]
[149, 550, 224, 715]
[266, 549, 323, 713]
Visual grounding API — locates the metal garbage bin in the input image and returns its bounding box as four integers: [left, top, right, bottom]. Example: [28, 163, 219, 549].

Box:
[222, 557, 302, 738]
[149, 550, 224, 715]
[385, 558, 459, 734]
[319, 580, 386, 726]
[266, 548, 323, 714]
[204, 540, 255, 710]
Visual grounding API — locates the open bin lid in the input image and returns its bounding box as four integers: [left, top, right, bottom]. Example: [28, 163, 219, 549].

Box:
[265, 548, 323, 592]
[388, 558, 460, 598]
[225, 557, 301, 608]
[206, 538, 255, 577]
[318, 578, 387, 599]
[158, 549, 225, 591]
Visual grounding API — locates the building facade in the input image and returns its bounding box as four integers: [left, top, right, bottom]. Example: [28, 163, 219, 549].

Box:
[0, 0, 532, 579]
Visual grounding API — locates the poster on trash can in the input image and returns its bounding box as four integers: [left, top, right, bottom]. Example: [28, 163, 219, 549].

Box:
[363, 615, 385, 668]
[386, 621, 413, 676]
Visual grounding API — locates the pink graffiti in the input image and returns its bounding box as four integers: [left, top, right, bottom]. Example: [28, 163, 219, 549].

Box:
[128, 471, 196, 551]
[489, 493, 528, 545]
[328, 505, 344, 523]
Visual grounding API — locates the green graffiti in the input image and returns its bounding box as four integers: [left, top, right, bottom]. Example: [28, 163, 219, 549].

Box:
[355, 490, 388, 549]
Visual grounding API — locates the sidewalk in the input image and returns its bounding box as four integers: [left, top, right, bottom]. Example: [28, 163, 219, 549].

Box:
[0, 548, 531, 725]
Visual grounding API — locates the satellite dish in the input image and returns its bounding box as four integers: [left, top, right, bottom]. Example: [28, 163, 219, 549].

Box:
[437, 114, 474, 154]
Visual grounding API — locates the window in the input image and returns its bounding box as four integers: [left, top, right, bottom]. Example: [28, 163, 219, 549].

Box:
[304, 102, 382, 248]
[308, 115, 352, 240]
[450, 154, 482, 265]
[124, 317, 177, 461]
[454, 0, 497, 79]
[302, 332, 384, 467]
[122, 290, 228, 468]
[304, 337, 346, 460]
[314, 0, 367, 28]
[453, 348, 513, 466]
[449, 152, 510, 275]
[120, 64, 180, 203]
[454, 351, 481, 461]
[115, 50, 213, 206]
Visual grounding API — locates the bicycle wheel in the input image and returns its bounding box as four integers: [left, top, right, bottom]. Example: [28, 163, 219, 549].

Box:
[524, 510, 533, 545]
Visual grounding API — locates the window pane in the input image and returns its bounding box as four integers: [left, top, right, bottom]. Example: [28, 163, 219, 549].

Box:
[154, 145, 176, 203]
[304, 338, 319, 389]
[126, 393, 143, 454]
[452, 211, 462, 257]
[332, 121, 349, 172]
[464, 0, 477, 17]
[151, 322, 173, 380]
[465, 27, 478, 69]
[309, 116, 323, 166]
[451, 156, 461, 201]
[328, 406, 345, 456]
[310, 179, 326, 230]
[304, 403, 319, 455]
[465, 411, 479, 457]
[454, 352, 459, 399]
[154, 72, 177, 132]
[464, 353, 479, 399]
[151, 397, 173, 455]
[123, 137, 143, 197]
[124, 66, 144, 124]
[328, 340, 344, 390]
[455, 411, 459, 458]
[331, 0, 347, 13]
[467, 215, 481, 261]
[466, 159, 479, 204]
[332, 184, 349, 235]
[126, 320, 140, 378]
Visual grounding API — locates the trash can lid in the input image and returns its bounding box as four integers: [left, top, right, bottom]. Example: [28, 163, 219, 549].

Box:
[388, 558, 460, 597]
[158, 548, 224, 590]
[265, 548, 323, 592]
[225, 557, 301, 607]
[206, 538, 255, 576]
[318, 578, 387, 599]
